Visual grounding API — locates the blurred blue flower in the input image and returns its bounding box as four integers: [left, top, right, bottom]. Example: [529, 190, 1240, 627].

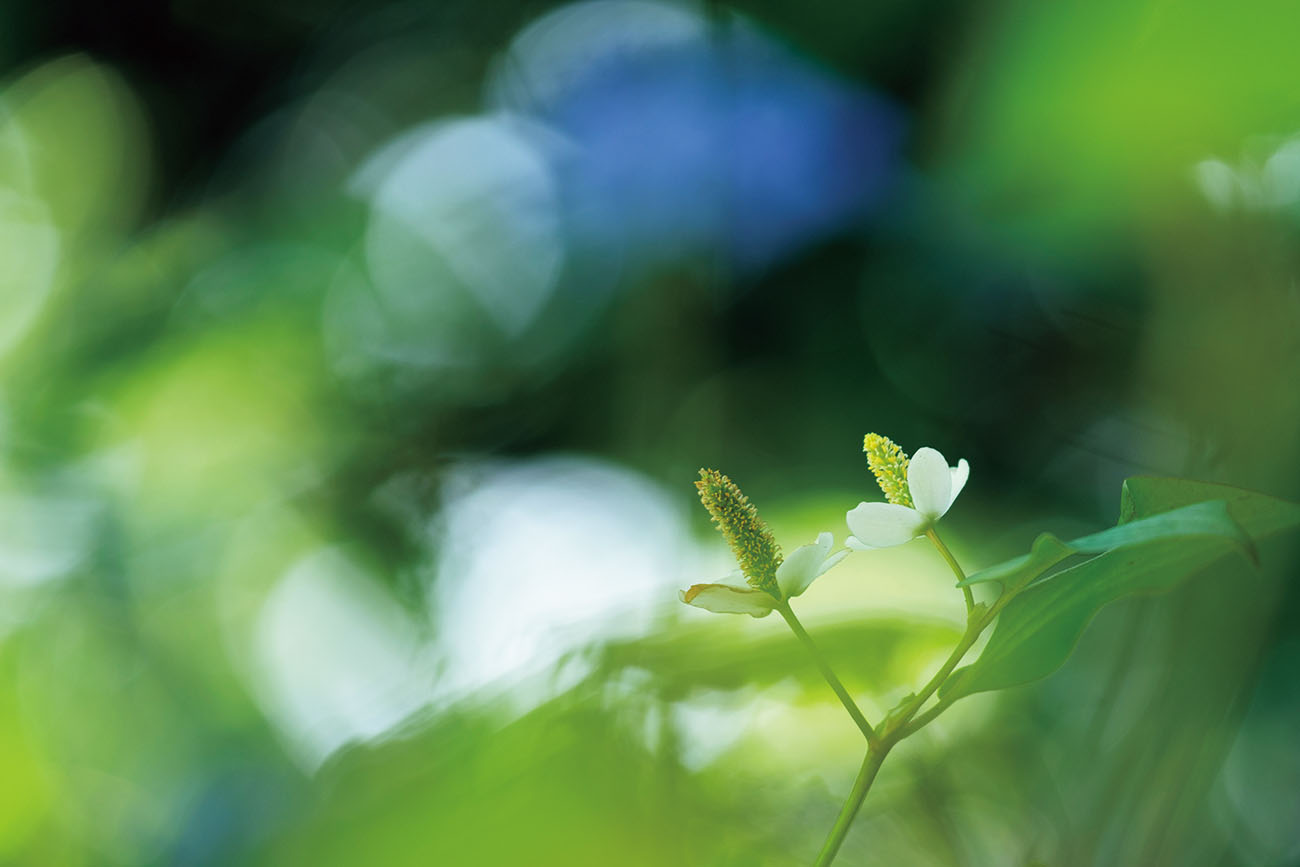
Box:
[497, 3, 905, 273]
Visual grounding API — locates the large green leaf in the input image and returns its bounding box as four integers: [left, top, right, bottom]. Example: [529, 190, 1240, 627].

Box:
[941, 479, 1300, 700]
[1119, 476, 1300, 536]
[959, 500, 1254, 591]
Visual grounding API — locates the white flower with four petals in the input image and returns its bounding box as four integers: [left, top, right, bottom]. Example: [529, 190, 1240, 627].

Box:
[845, 447, 969, 549]
[680, 532, 848, 617]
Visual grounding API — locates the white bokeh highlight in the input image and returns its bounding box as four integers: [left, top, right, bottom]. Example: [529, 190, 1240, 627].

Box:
[430, 456, 691, 702]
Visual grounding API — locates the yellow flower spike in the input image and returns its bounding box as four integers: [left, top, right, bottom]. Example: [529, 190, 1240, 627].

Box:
[695, 468, 783, 597]
[862, 433, 913, 507]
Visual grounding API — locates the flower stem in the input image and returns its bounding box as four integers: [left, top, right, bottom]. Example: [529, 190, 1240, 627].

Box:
[891, 576, 1023, 734]
[891, 616, 983, 732]
[777, 603, 877, 746]
[814, 745, 891, 866]
[926, 528, 973, 613]
[810, 574, 1024, 865]
[811, 566, 1029, 866]
[811, 612, 986, 866]
[899, 696, 951, 738]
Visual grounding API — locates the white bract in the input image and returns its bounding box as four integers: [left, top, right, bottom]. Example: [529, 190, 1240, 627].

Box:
[680, 532, 848, 617]
[845, 447, 969, 549]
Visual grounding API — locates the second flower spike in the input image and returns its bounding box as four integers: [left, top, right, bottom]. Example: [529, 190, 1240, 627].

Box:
[681, 532, 849, 616]
[846, 438, 969, 549]
[681, 469, 848, 616]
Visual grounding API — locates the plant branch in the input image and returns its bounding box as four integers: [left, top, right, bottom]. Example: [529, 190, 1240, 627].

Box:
[899, 697, 952, 738]
[890, 575, 1025, 736]
[810, 547, 1028, 865]
[778, 602, 878, 747]
[814, 745, 891, 867]
[889, 615, 983, 735]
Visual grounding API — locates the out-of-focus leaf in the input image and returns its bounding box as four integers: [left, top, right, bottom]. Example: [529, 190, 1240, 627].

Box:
[942, 480, 1300, 699]
[598, 616, 962, 696]
[263, 698, 808, 867]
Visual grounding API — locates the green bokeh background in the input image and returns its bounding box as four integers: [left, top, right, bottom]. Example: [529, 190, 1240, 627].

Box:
[1, 0, 1299, 864]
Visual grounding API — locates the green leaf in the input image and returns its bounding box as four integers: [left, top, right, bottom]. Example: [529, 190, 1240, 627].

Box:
[1120, 476, 1300, 537]
[1069, 499, 1255, 561]
[941, 480, 1300, 700]
[597, 617, 962, 695]
[959, 500, 1255, 590]
[959, 532, 1077, 591]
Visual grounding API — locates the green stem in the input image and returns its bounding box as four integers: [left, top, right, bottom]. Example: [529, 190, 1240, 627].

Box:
[814, 745, 891, 866]
[890, 616, 983, 733]
[810, 574, 1023, 865]
[778, 603, 878, 746]
[892, 576, 1024, 734]
[899, 697, 951, 738]
[926, 528, 974, 613]
[810, 557, 1030, 866]
[812, 608, 988, 866]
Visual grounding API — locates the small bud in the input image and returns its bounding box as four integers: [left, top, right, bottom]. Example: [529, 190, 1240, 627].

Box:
[862, 433, 913, 507]
[695, 469, 783, 597]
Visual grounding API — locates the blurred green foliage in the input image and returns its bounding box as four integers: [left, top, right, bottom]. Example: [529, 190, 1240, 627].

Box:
[0, 0, 1298, 864]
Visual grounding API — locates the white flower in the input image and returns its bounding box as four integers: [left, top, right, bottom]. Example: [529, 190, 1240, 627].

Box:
[845, 447, 969, 549]
[679, 532, 849, 617]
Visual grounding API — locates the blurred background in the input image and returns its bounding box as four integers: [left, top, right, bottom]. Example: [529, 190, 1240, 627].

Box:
[1, 0, 1299, 863]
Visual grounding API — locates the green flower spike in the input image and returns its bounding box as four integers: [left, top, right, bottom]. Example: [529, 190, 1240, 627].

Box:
[681, 469, 848, 617]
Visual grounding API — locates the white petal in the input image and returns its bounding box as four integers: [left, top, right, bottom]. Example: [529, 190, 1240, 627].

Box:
[948, 459, 969, 508]
[908, 447, 952, 520]
[817, 549, 849, 576]
[775, 532, 836, 599]
[679, 583, 777, 617]
[845, 536, 872, 551]
[845, 502, 927, 548]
